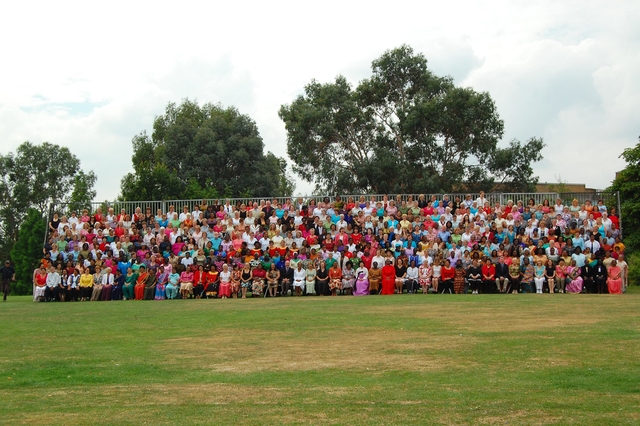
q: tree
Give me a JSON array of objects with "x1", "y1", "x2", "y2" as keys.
[
  {"x1": 120, "y1": 100, "x2": 295, "y2": 201},
  {"x1": 279, "y1": 45, "x2": 544, "y2": 194},
  {"x1": 608, "y1": 137, "x2": 640, "y2": 254},
  {"x1": 0, "y1": 142, "x2": 96, "y2": 256},
  {"x1": 10, "y1": 208, "x2": 46, "y2": 295}
]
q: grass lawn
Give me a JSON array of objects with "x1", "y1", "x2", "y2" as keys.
[{"x1": 1, "y1": 288, "x2": 639, "y2": 425}]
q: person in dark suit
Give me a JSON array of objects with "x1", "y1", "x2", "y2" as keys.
[
  {"x1": 495, "y1": 256, "x2": 510, "y2": 293},
  {"x1": 278, "y1": 260, "x2": 294, "y2": 296}
]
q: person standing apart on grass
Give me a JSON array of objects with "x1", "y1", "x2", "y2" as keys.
[{"x1": 0, "y1": 260, "x2": 16, "y2": 302}]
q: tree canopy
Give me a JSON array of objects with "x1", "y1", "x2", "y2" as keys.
[
  {"x1": 10, "y1": 208, "x2": 46, "y2": 295},
  {"x1": 120, "y1": 100, "x2": 294, "y2": 201},
  {"x1": 0, "y1": 142, "x2": 96, "y2": 259},
  {"x1": 608, "y1": 137, "x2": 640, "y2": 254},
  {"x1": 279, "y1": 45, "x2": 544, "y2": 194}
]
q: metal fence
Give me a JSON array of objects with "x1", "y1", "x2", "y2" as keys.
[{"x1": 47, "y1": 191, "x2": 619, "y2": 217}]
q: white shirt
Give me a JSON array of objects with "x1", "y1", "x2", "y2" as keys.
[
  {"x1": 67, "y1": 274, "x2": 80, "y2": 289},
  {"x1": 371, "y1": 255, "x2": 385, "y2": 268},
  {"x1": 181, "y1": 257, "x2": 194, "y2": 267},
  {"x1": 406, "y1": 267, "x2": 419, "y2": 280},
  {"x1": 293, "y1": 268, "x2": 306, "y2": 286},
  {"x1": 46, "y1": 272, "x2": 60, "y2": 287},
  {"x1": 585, "y1": 240, "x2": 600, "y2": 253},
  {"x1": 192, "y1": 210, "x2": 202, "y2": 221},
  {"x1": 259, "y1": 237, "x2": 270, "y2": 251},
  {"x1": 101, "y1": 273, "x2": 114, "y2": 285}
]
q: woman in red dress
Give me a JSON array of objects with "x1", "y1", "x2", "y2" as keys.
[{"x1": 380, "y1": 260, "x2": 396, "y2": 295}]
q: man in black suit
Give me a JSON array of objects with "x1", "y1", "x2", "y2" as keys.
[
  {"x1": 278, "y1": 260, "x2": 294, "y2": 296},
  {"x1": 495, "y1": 256, "x2": 510, "y2": 293}
]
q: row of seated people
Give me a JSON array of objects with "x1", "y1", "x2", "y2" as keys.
[{"x1": 32, "y1": 245, "x2": 627, "y2": 301}]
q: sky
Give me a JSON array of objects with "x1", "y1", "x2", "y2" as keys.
[{"x1": 1, "y1": 1, "x2": 638, "y2": 200}]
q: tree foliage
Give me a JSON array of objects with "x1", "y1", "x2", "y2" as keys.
[
  {"x1": 10, "y1": 208, "x2": 46, "y2": 295},
  {"x1": 0, "y1": 142, "x2": 96, "y2": 256},
  {"x1": 120, "y1": 100, "x2": 295, "y2": 201},
  {"x1": 279, "y1": 45, "x2": 544, "y2": 194},
  {"x1": 608, "y1": 137, "x2": 640, "y2": 254}
]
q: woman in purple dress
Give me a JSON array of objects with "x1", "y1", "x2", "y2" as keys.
[{"x1": 353, "y1": 265, "x2": 369, "y2": 296}]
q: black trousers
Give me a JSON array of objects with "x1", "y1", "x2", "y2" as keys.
[
  {"x1": 1, "y1": 279, "x2": 10, "y2": 300},
  {"x1": 441, "y1": 279, "x2": 454, "y2": 294}
]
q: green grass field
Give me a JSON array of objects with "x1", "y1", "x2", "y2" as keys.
[{"x1": 1, "y1": 289, "x2": 639, "y2": 425}]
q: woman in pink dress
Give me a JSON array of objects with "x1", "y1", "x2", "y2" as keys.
[
  {"x1": 565, "y1": 260, "x2": 583, "y2": 294},
  {"x1": 218, "y1": 264, "x2": 232, "y2": 299},
  {"x1": 353, "y1": 266, "x2": 369, "y2": 296},
  {"x1": 607, "y1": 260, "x2": 623, "y2": 294}
]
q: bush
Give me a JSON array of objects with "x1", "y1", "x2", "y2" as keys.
[{"x1": 10, "y1": 208, "x2": 46, "y2": 295}]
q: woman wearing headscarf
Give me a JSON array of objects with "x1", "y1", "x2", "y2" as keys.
[{"x1": 380, "y1": 260, "x2": 396, "y2": 295}]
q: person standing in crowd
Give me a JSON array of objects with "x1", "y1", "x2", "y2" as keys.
[
  {"x1": 607, "y1": 259, "x2": 623, "y2": 294},
  {"x1": 0, "y1": 260, "x2": 16, "y2": 302}
]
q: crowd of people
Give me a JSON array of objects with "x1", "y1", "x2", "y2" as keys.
[{"x1": 34, "y1": 192, "x2": 628, "y2": 302}]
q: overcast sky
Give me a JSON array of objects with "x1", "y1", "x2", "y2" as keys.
[{"x1": 1, "y1": 1, "x2": 638, "y2": 200}]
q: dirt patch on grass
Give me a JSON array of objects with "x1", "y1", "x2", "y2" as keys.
[
  {"x1": 160, "y1": 328, "x2": 478, "y2": 373},
  {"x1": 29, "y1": 383, "x2": 284, "y2": 406}
]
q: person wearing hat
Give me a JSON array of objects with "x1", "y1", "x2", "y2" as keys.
[{"x1": 0, "y1": 260, "x2": 15, "y2": 301}]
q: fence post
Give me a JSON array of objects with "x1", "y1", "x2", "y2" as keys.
[{"x1": 617, "y1": 191, "x2": 622, "y2": 239}]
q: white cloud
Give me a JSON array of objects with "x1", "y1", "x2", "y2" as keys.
[{"x1": 1, "y1": 0, "x2": 638, "y2": 200}]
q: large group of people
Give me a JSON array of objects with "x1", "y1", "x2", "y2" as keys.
[{"x1": 34, "y1": 192, "x2": 628, "y2": 302}]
